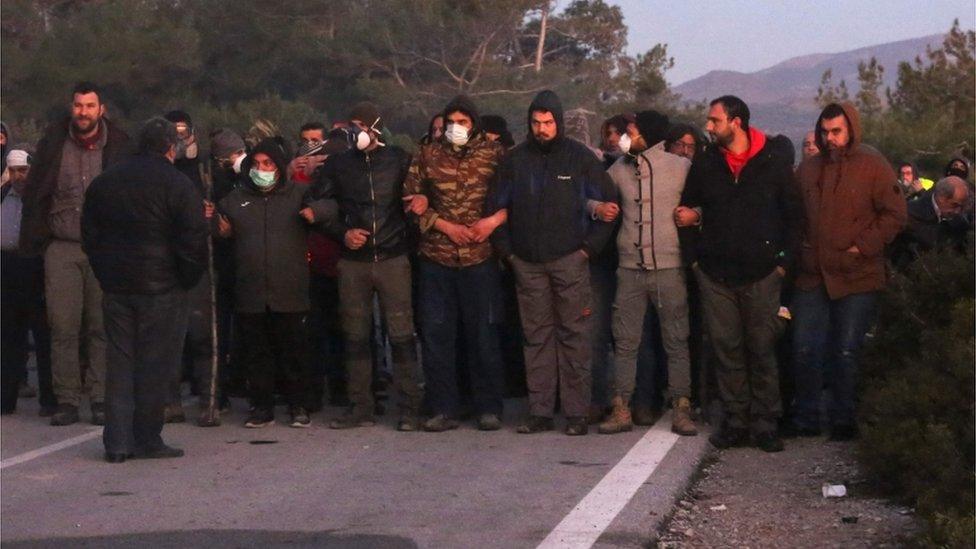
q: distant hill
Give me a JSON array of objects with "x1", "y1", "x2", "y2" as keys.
[{"x1": 673, "y1": 34, "x2": 945, "y2": 148}]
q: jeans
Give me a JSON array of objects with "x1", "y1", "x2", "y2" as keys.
[
  {"x1": 790, "y1": 286, "x2": 877, "y2": 430},
  {"x1": 418, "y1": 259, "x2": 505, "y2": 417},
  {"x1": 589, "y1": 263, "x2": 616, "y2": 408}
]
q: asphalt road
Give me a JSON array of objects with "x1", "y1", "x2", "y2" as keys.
[{"x1": 1, "y1": 392, "x2": 709, "y2": 549}]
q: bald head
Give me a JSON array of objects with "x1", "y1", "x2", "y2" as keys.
[{"x1": 933, "y1": 176, "x2": 970, "y2": 217}]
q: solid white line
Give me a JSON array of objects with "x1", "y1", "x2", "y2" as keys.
[
  {"x1": 537, "y1": 415, "x2": 681, "y2": 549},
  {"x1": 1, "y1": 428, "x2": 102, "y2": 470}
]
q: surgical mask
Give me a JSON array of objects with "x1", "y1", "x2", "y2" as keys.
[
  {"x1": 232, "y1": 153, "x2": 247, "y2": 174},
  {"x1": 445, "y1": 123, "x2": 470, "y2": 146},
  {"x1": 618, "y1": 133, "x2": 632, "y2": 155},
  {"x1": 249, "y1": 168, "x2": 277, "y2": 189}
]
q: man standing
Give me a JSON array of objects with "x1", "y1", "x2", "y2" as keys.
[
  {"x1": 20, "y1": 82, "x2": 132, "y2": 426},
  {"x1": 490, "y1": 90, "x2": 618, "y2": 436},
  {"x1": 82, "y1": 118, "x2": 207, "y2": 462},
  {"x1": 676, "y1": 95, "x2": 804, "y2": 452},
  {"x1": 403, "y1": 95, "x2": 508, "y2": 432},
  {"x1": 1, "y1": 148, "x2": 56, "y2": 415},
  {"x1": 596, "y1": 111, "x2": 697, "y2": 436},
  {"x1": 316, "y1": 102, "x2": 423, "y2": 431},
  {"x1": 791, "y1": 103, "x2": 907, "y2": 441}
]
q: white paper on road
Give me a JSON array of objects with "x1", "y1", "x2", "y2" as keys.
[{"x1": 537, "y1": 417, "x2": 681, "y2": 549}]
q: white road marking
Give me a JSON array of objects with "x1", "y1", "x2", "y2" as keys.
[
  {"x1": 1, "y1": 428, "x2": 101, "y2": 470},
  {"x1": 537, "y1": 415, "x2": 681, "y2": 549}
]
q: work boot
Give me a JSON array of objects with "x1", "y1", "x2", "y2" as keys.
[
  {"x1": 598, "y1": 397, "x2": 633, "y2": 434},
  {"x1": 90, "y1": 402, "x2": 107, "y2": 425},
  {"x1": 50, "y1": 404, "x2": 79, "y2": 426},
  {"x1": 670, "y1": 397, "x2": 698, "y2": 436},
  {"x1": 477, "y1": 413, "x2": 502, "y2": 431},
  {"x1": 516, "y1": 415, "x2": 554, "y2": 434},
  {"x1": 163, "y1": 403, "x2": 186, "y2": 424},
  {"x1": 632, "y1": 404, "x2": 658, "y2": 426},
  {"x1": 564, "y1": 416, "x2": 588, "y2": 436},
  {"x1": 423, "y1": 414, "x2": 459, "y2": 432}
]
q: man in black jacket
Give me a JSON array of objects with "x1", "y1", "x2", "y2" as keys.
[
  {"x1": 316, "y1": 102, "x2": 424, "y2": 431},
  {"x1": 675, "y1": 95, "x2": 803, "y2": 452},
  {"x1": 20, "y1": 82, "x2": 132, "y2": 427},
  {"x1": 891, "y1": 176, "x2": 971, "y2": 268},
  {"x1": 490, "y1": 90, "x2": 618, "y2": 436},
  {"x1": 82, "y1": 117, "x2": 208, "y2": 463}
]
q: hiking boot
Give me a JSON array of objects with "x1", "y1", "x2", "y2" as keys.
[
  {"x1": 516, "y1": 415, "x2": 554, "y2": 434},
  {"x1": 50, "y1": 404, "x2": 79, "y2": 426},
  {"x1": 423, "y1": 414, "x2": 459, "y2": 432},
  {"x1": 397, "y1": 415, "x2": 421, "y2": 432},
  {"x1": 328, "y1": 411, "x2": 376, "y2": 430},
  {"x1": 709, "y1": 426, "x2": 749, "y2": 449},
  {"x1": 754, "y1": 431, "x2": 785, "y2": 453},
  {"x1": 244, "y1": 408, "x2": 274, "y2": 428},
  {"x1": 780, "y1": 423, "x2": 821, "y2": 438},
  {"x1": 477, "y1": 413, "x2": 502, "y2": 431},
  {"x1": 671, "y1": 397, "x2": 698, "y2": 436},
  {"x1": 132, "y1": 444, "x2": 184, "y2": 459},
  {"x1": 828, "y1": 424, "x2": 859, "y2": 442},
  {"x1": 564, "y1": 416, "x2": 588, "y2": 436},
  {"x1": 163, "y1": 403, "x2": 186, "y2": 424},
  {"x1": 598, "y1": 397, "x2": 633, "y2": 434},
  {"x1": 632, "y1": 404, "x2": 658, "y2": 426},
  {"x1": 289, "y1": 406, "x2": 311, "y2": 428}
]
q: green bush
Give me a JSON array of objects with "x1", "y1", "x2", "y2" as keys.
[{"x1": 858, "y1": 242, "x2": 975, "y2": 547}]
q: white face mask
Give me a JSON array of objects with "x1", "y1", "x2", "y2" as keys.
[
  {"x1": 355, "y1": 130, "x2": 372, "y2": 151},
  {"x1": 618, "y1": 133, "x2": 632, "y2": 155},
  {"x1": 445, "y1": 123, "x2": 470, "y2": 146},
  {"x1": 232, "y1": 153, "x2": 247, "y2": 174}
]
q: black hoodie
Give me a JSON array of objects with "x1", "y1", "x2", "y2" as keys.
[
  {"x1": 442, "y1": 95, "x2": 482, "y2": 137},
  {"x1": 489, "y1": 90, "x2": 618, "y2": 262}
]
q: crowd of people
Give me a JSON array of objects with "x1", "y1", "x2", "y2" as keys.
[{"x1": 0, "y1": 81, "x2": 971, "y2": 463}]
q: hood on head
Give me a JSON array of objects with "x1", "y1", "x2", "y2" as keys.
[
  {"x1": 242, "y1": 137, "x2": 290, "y2": 189},
  {"x1": 814, "y1": 101, "x2": 862, "y2": 155},
  {"x1": 442, "y1": 95, "x2": 482, "y2": 137},
  {"x1": 527, "y1": 89, "x2": 564, "y2": 142},
  {"x1": 945, "y1": 154, "x2": 971, "y2": 179}
]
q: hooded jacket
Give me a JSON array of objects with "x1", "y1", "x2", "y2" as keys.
[
  {"x1": 20, "y1": 116, "x2": 132, "y2": 256},
  {"x1": 217, "y1": 139, "x2": 333, "y2": 313},
  {"x1": 404, "y1": 95, "x2": 506, "y2": 267},
  {"x1": 314, "y1": 140, "x2": 413, "y2": 262},
  {"x1": 680, "y1": 127, "x2": 804, "y2": 286},
  {"x1": 795, "y1": 102, "x2": 906, "y2": 299},
  {"x1": 489, "y1": 90, "x2": 618, "y2": 262}
]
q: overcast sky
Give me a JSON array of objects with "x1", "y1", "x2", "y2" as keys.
[{"x1": 600, "y1": 0, "x2": 975, "y2": 85}]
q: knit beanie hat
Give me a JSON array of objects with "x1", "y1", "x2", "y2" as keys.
[
  {"x1": 349, "y1": 102, "x2": 384, "y2": 133},
  {"x1": 211, "y1": 128, "x2": 245, "y2": 158}
]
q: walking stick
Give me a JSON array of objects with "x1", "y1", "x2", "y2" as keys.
[{"x1": 198, "y1": 162, "x2": 221, "y2": 427}]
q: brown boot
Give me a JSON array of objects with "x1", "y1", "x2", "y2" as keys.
[
  {"x1": 671, "y1": 397, "x2": 698, "y2": 436},
  {"x1": 598, "y1": 397, "x2": 633, "y2": 434}
]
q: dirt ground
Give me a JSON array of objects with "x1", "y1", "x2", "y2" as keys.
[{"x1": 656, "y1": 436, "x2": 920, "y2": 548}]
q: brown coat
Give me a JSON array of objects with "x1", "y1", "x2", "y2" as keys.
[{"x1": 795, "y1": 102, "x2": 906, "y2": 299}]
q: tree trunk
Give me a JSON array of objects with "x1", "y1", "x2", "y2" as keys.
[{"x1": 534, "y1": 2, "x2": 549, "y2": 73}]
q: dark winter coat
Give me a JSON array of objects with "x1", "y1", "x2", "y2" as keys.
[{"x1": 81, "y1": 153, "x2": 207, "y2": 295}]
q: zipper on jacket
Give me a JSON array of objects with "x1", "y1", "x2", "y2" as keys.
[{"x1": 366, "y1": 152, "x2": 379, "y2": 263}]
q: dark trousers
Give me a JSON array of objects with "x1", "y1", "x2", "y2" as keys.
[
  {"x1": 510, "y1": 251, "x2": 592, "y2": 419},
  {"x1": 170, "y1": 274, "x2": 215, "y2": 405},
  {"x1": 695, "y1": 266, "x2": 784, "y2": 434},
  {"x1": 418, "y1": 258, "x2": 505, "y2": 417},
  {"x1": 589, "y1": 263, "x2": 615, "y2": 409},
  {"x1": 236, "y1": 311, "x2": 310, "y2": 411},
  {"x1": 103, "y1": 290, "x2": 188, "y2": 454},
  {"x1": 791, "y1": 286, "x2": 877, "y2": 430},
  {"x1": 1, "y1": 252, "x2": 54, "y2": 411},
  {"x1": 338, "y1": 256, "x2": 421, "y2": 417},
  {"x1": 309, "y1": 273, "x2": 343, "y2": 405}
]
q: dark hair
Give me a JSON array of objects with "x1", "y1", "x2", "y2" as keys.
[
  {"x1": 710, "y1": 95, "x2": 750, "y2": 131},
  {"x1": 481, "y1": 114, "x2": 515, "y2": 148},
  {"x1": 421, "y1": 114, "x2": 445, "y2": 145},
  {"x1": 138, "y1": 117, "x2": 179, "y2": 155},
  {"x1": 600, "y1": 115, "x2": 630, "y2": 146},
  {"x1": 818, "y1": 103, "x2": 846, "y2": 125},
  {"x1": 71, "y1": 81, "x2": 102, "y2": 103},
  {"x1": 299, "y1": 121, "x2": 326, "y2": 134},
  {"x1": 665, "y1": 123, "x2": 698, "y2": 148}
]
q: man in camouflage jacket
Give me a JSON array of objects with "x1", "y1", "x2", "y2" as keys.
[{"x1": 403, "y1": 95, "x2": 508, "y2": 432}]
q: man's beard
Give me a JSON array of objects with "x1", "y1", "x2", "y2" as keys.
[{"x1": 72, "y1": 115, "x2": 99, "y2": 135}]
